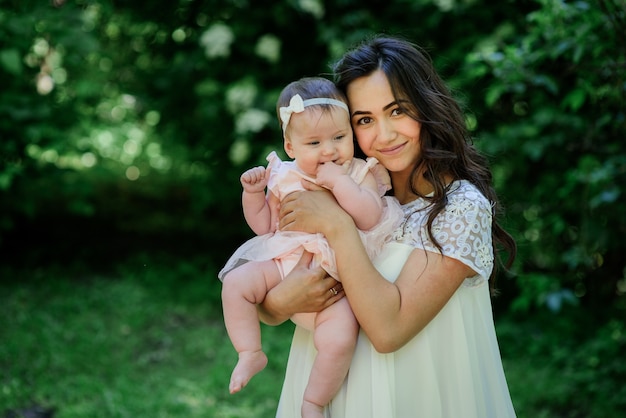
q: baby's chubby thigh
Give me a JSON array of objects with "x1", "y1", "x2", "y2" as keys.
[
  {"x1": 290, "y1": 299, "x2": 358, "y2": 335},
  {"x1": 291, "y1": 312, "x2": 317, "y2": 331},
  {"x1": 313, "y1": 298, "x2": 359, "y2": 356},
  {"x1": 277, "y1": 247, "x2": 315, "y2": 331}
]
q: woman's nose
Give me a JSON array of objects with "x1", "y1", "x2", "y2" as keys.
[{"x1": 378, "y1": 119, "x2": 397, "y2": 143}]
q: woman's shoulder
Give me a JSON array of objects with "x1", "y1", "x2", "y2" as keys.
[
  {"x1": 445, "y1": 180, "x2": 493, "y2": 217},
  {"x1": 449, "y1": 179, "x2": 489, "y2": 202},
  {"x1": 401, "y1": 180, "x2": 491, "y2": 216},
  {"x1": 397, "y1": 180, "x2": 493, "y2": 249},
  {"x1": 397, "y1": 180, "x2": 494, "y2": 282}
]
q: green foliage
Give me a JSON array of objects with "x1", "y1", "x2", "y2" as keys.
[
  {"x1": 0, "y1": 0, "x2": 538, "y2": 261},
  {"x1": 498, "y1": 312, "x2": 626, "y2": 417},
  {"x1": 460, "y1": 0, "x2": 626, "y2": 313},
  {"x1": 563, "y1": 319, "x2": 626, "y2": 416}
]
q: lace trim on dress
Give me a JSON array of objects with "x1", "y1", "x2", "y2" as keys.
[{"x1": 391, "y1": 180, "x2": 493, "y2": 287}]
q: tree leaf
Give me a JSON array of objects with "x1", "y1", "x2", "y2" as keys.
[{"x1": 0, "y1": 49, "x2": 22, "y2": 76}]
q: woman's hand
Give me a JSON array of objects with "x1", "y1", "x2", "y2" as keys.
[
  {"x1": 258, "y1": 251, "x2": 344, "y2": 325},
  {"x1": 279, "y1": 189, "x2": 354, "y2": 239}
]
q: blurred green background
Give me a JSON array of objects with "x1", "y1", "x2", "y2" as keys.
[{"x1": 1, "y1": 0, "x2": 624, "y2": 417}]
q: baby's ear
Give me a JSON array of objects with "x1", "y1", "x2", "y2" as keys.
[{"x1": 284, "y1": 138, "x2": 295, "y2": 159}]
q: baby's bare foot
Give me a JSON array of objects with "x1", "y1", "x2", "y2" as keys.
[
  {"x1": 301, "y1": 399, "x2": 325, "y2": 418},
  {"x1": 229, "y1": 350, "x2": 268, "y2": 394}
]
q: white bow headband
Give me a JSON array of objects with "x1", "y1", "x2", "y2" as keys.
[{"x1": 279, "y1": 94, "x2": 349, "y2": 133}]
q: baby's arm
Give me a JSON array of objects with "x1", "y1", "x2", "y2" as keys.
[
  {"x1": 316, "y1": 162, "x2": 383, "y2": 230},
  {"x1": 241, "y1": 166, "x2": 273, "y2": 235}
]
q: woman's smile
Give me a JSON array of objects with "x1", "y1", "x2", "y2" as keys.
[{"x1": 378, "y1": 142, "x2": 406, "y2": 156}]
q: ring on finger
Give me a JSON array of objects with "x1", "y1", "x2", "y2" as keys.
[{"x1": 329, "y1": 287, "x2": 338, "y2": 296}]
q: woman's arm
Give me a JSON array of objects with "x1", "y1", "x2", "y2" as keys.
[
  {"x1": 279, "y1": 190, "x2": 474, "y2": 353},
  {"x1": 257, "y1": 251, "x2": 344, "y2": 325}
]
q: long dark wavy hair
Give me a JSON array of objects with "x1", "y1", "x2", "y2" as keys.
[{"x1": 333, "y1": 35, "x2": 516, "y2": 291}]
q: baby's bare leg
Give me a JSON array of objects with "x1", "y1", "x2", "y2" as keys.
[
  {"x1": 302, "y1": 298, "x2": 359, "y2": 418},
  {"x1": 221, "y1": 260, "x2": 281, "y2": 394}
]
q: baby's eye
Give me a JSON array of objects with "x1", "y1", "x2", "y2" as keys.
[
  {"x1": 333, "y1": 134, "x2": 346, "y2": 141},
  {"x1": 307, "y1": 141, "x2": 320, "y2": 146}
]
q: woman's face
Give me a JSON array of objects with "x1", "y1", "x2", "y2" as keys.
[{"x1": 346, "y1": 69, "x2": 422, "y2": 181}]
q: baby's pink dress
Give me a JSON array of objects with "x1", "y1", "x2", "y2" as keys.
[{"x1": 218, "y1": 151, "x2": 402, "y2": 281}]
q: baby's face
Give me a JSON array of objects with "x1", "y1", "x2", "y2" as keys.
[{"x1": 284, "y1": 106, "x2": 354, "y2": 177}]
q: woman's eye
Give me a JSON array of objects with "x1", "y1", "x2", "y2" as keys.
[
  {"x1": 356, "y1": 117, "x2": 372, "y2": 125},
  {"x1": 391, "y1": 107, "x2": 403, "y2": 116}
]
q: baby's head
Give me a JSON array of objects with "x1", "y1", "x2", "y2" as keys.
[{"x1": 276, "y1": 77, "x2": 354, "y2": 177}]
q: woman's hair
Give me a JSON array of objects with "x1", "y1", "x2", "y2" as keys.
[
  {"x1": 276, "y1": 77, "x2": 348, "y2": 133},
  {"x1": 333, "y1": 35, "x2": 516, "y2": 289}
]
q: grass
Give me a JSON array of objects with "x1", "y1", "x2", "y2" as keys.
[
  {"x1": 2, "y1": 256, "x2": 623, "y2": 417},
  {"x1": 0, "y1": 258, "x2": 295, "y2": 418}
]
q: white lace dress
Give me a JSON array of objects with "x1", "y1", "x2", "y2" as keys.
[{"x1": 276, "y1": 180, "x2": 516, "y2": 418}]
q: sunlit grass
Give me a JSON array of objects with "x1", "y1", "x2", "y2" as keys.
[{"x1": 0, "y1": 261, "x2": 294, "y2": 418}]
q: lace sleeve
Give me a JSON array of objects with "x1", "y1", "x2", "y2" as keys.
[{"x1": 399, "y1": 184, "x2": 494, "y2": 285}]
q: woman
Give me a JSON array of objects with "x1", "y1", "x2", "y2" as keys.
[{"x1": 260, "y1": 35, "x2": 517, "y2": 418}]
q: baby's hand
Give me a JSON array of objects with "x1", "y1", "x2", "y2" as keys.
[
  {"x1": 316, "y1": 160, "x2": 350, "y2": 190},
  {"x1": 240, "y1": 166, "x2": 269, "y2": 193}
]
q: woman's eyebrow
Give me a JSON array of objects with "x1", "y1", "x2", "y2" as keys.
[
  {"x1": 350, "y1": 110, "x2": 370, "y2": 117},
  {"x1": 351, "y1": 101, "x2": 398, "y2": 118},
  {"x1": 382, "y1": 101, "x2": 398, "y2": 111}
]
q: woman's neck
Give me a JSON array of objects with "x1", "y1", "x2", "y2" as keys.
[
  {"x1": 391, "y1": 171, "x2": 426, "y2": 204},
  {"x1": 391, "y1": 171, "x2": 454, "y2": 205}
]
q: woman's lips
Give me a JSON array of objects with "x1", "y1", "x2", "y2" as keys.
[{"x1": 379, "y1": 142, "x2": 405, "y2": 156}]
